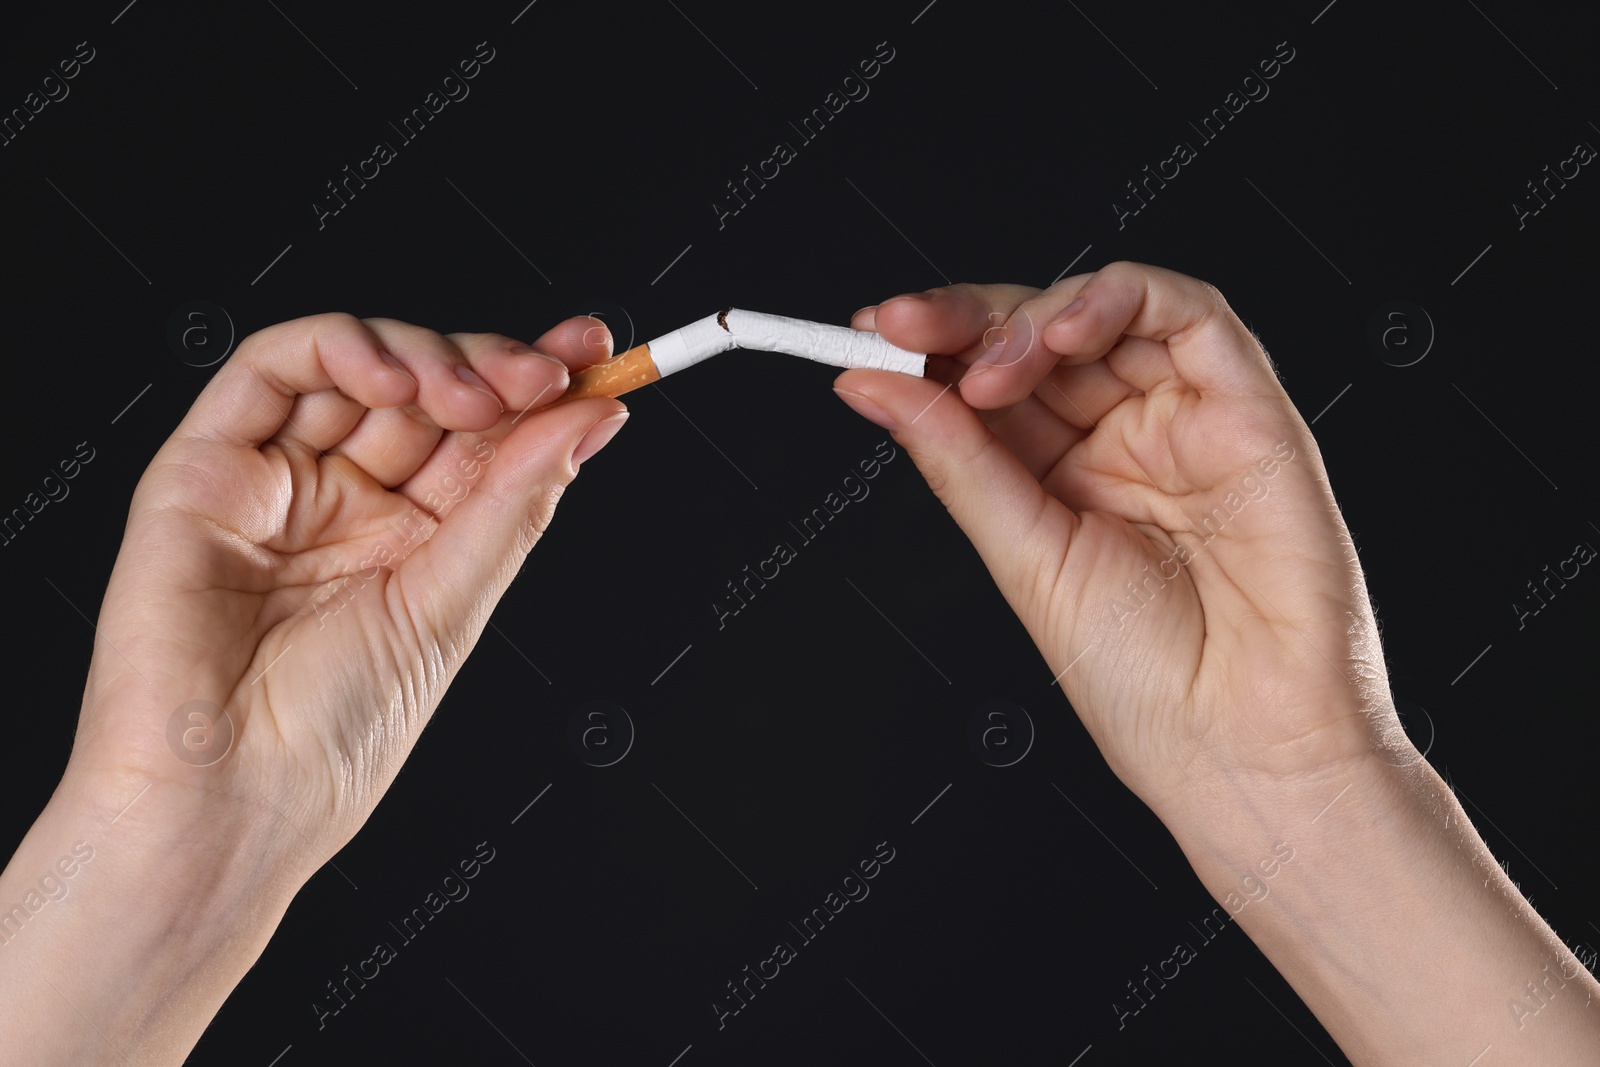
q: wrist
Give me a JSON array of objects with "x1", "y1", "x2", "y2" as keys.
[
  {"x1": 0, "y1": 768, "x2": 299, "y2": 1063},
  {"x1": 1155, "y1": 743, "x2": 1405, "y2": 873},
  {"x1": 63, "y1": 684, "x2": 331, "y2": 909},
  {"x1": 55, "y1": 756, "x2": 305, "y2": 922},
  {"x1": 1151, "y1": 745, "x2": 1600, "y2": 1063}
]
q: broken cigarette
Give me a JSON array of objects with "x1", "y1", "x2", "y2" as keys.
[{"x1": 557, "y1": 308, "x2": 926, "y2": 403}]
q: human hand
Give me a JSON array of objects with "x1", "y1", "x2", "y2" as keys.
[
  {"x1": 835, "y1": 263, "x2": 1600, "y2": 1063},
  {"x1": 68, "y1": 312, "x2": 627, "y2": 882},
  {"x1": 833, "y1": 262, "x2": 1400, "y2": 820}
]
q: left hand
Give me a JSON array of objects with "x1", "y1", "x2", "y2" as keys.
[{"x1": 67, "y1": 312, "x2": 626, "y2": 882}]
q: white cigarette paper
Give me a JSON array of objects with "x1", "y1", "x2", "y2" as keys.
[{"x1": 646, "y1": 309, "x2": 926, "y2": 379}]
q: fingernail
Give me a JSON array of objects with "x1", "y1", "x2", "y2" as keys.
[
  {"x1": 881, "y1": 292, "x2": 933, "y2": 308},
  {"x1": 852, "y1": 305, "x2": 879, "y2": 331},
  {"x1": 1048, "y1": 297, "x2": 1087, "y2": 328},
  {"x1": 532, "y1": 352, "x2": 570, "y2": 392},
  {"x1": 581, "y1": 320, "x2": 614, "y2": 359},
  {"x1": 380, "y1": 350, "x2": 416, "y2": 383},
  {"x1": 455, "y1": 363, "x2": 503, "y2": 410},
  {"x1": 572, "y1": 411, "x2": 629, "y2": 467},
  {"x1": 833, "y1": 387, "x2": 899, "y2": 432},
  {"x1": 508, "y1": 345, "x2": 569, "y2": 376},
  {"x1": 964, "y1": 326, "x2": 1010, "y2": 380}
]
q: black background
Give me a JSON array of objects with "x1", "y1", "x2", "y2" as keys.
[{"x1": 2, "y1": 1, "x2": 1597, "y2": 1063}]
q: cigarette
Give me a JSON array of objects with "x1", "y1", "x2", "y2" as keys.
[{"x1": 556, "y1": 308, "x2": 926, "y2": 403}]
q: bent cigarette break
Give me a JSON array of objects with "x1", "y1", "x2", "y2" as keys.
[{"x1": 557, "y1": 309, "x2": 926, "y2": 403}]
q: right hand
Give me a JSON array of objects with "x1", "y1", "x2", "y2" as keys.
[{"x1": 833, "y1": 262, "x2": 1403, "y2": 820}]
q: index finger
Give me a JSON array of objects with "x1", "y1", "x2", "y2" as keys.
[
  {"x1": 174, "y1": 312, "x2": 417, "y2": 449},
  {"x1": 1038, "y1": 261, "x2": 1278, "y2": 397},
  {"x1": 864, "y1": 282, "x2": 1041, "y2": 358},
  {"x1": 520, "y1": 314, "x2": 614, "y2": 371},
  {"x1": 953, "y1": 261, "x2": 1282, "y2": 408}
]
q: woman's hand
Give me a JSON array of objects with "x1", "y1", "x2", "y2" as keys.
[
  {"x1": 835, "y1": 262, "x2": 1600, "y2": 1064},
  {"x1": 1, "y1": 311, "x2": 629, "y2": 1064},
  {"x1": 75, "y1": 311, "x2": 627, "y2": 884},
  {"x1": 835, "y1": 261, "x2": 1393, "y2": 817}
]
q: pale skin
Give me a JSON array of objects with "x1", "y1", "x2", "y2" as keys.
[
  {"x1": 0, "y1": 263, "x2": 1593, "y2": 1063},
  {"x1": 0, "y1": 312, "x2": 628, "y2": 1062},
  {"x1": 834, "y1": 262, "x2": 1600, "y2": 1063}
]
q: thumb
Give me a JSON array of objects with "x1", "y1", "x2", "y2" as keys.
[
  {"x1": 394, "y1": 396, "x2": 627, "y2": 652},
  {"x1": 833, "y1": 369, "x2": 1078, "y2": 623}
]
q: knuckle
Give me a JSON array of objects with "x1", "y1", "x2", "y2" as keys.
[
  {"x1": 447, "y1": 329, "x2": 502, "y2": 347},
  {"x1": 1092, "y1": 261, "x2": 1147, "y2": 305},
  {"x1": 309, "y1": 312, "x2": 368, "y2": 354},
  {"x1": 234, "y1": 311, "x2": 366, "y2": 367},
  {"x1": 311, "y1": 310, "x2": 367, "y2": 337},
  {"x1": 515, "y1": 479, "x2": 568, "y2": 555},
  {"x1": 1098, "y1": 259, "x2": 1143, "y2": 281},
  {"x1": 918, "y1": 454, "x2": 952, "y2": 499},
  {"x1": 958, "y1": 423, "x2": 1003, "y2": 472},
  {"x1": 1007, "y1": 303, "x2": 1046, "y2": 356},
  {"x1": 368, "y1": 317, "x2": 454, "y2": 357},
  {"x1": 1195, "y1": 278, "x2": 1229, "y2": 312},
  {"x1": 914, "y1": 424, "x2": 994, "y2": 507},
  {"x1": 449, "y1": 332, "x2": 500, "y2": 357},
  {"x1": 903, "y1": 436, "x2": 957, "y2": 501},
  {"x1": 1195, "y1": 280, "x2": 1260, "y2": 355}
]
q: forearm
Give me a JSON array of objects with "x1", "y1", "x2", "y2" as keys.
[
  {"x1": 0, "y1": 771, "x2": 296, "y2": 1065},
  {"x1": 1162, "y1": 750, "x2": 1599, "y2": 1064}
]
